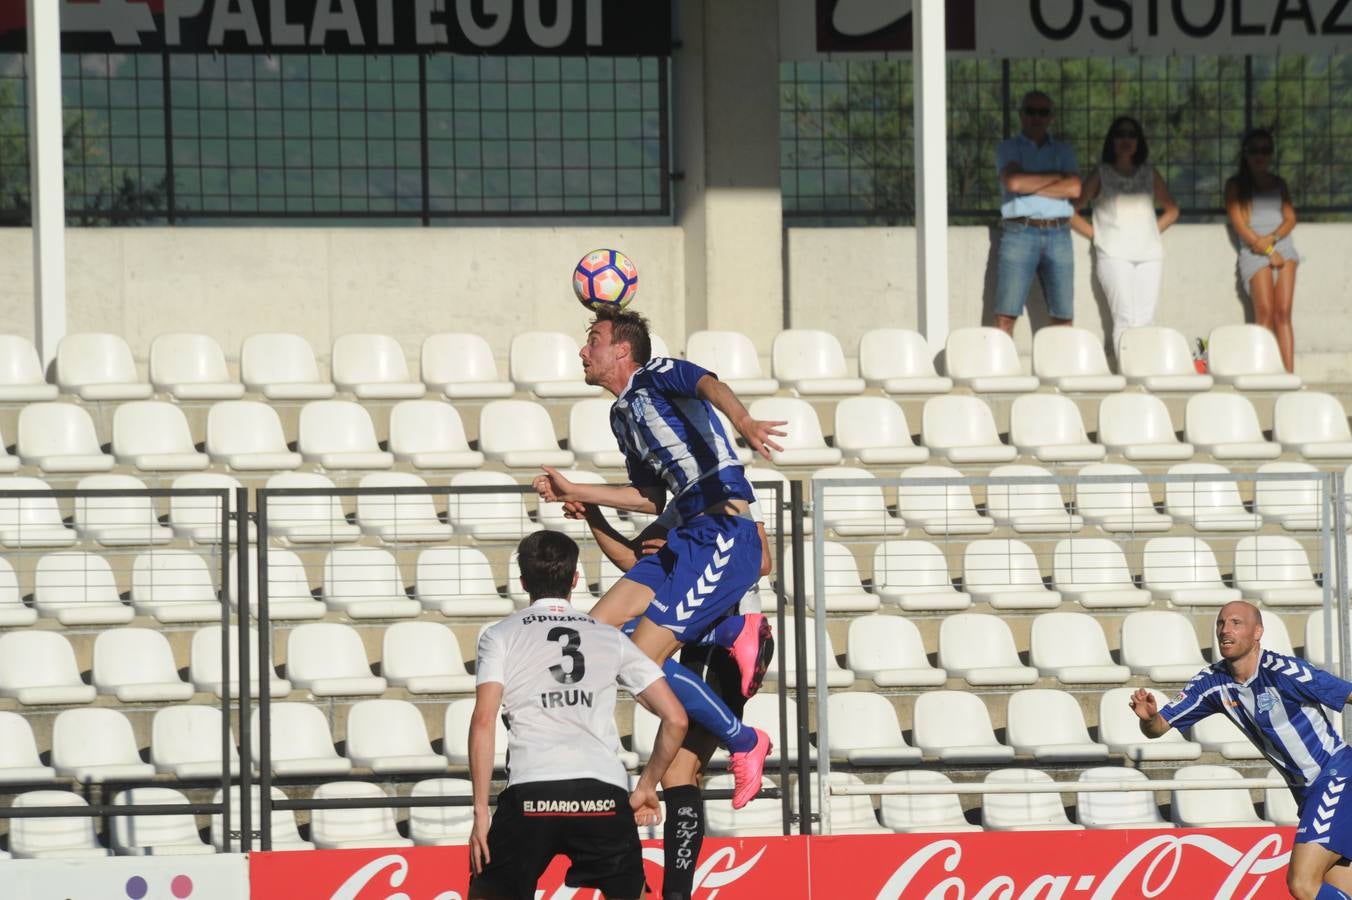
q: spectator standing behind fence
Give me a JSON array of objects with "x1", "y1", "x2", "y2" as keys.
[
  {"x1": 1070, "y1": 116, "x2": 1179, "y2": 351},
  {"x1": 1226, "y1": 127, "x2": 1300, "y2": 373},
  {"x1": 993, "y1": 91, "x2": 1082, "y2": 336}
]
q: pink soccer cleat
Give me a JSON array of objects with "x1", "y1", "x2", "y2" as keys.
[
  {"x1": 728, "y1": 728, "x2": 772, "y2": 810},
  {"x1": 730, "y1": 613, "x2": 773, "y2": 699}
]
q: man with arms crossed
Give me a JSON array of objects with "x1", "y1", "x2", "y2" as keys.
[
  {"x1": 1131, "y1": 600, "x2": 1352, "y2": 900},
  {"x1": 468, "y1": 531, "x2": 688, "y2": 900}
]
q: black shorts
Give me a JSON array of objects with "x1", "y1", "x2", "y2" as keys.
[{"x1": 469, "y1": 778, "x2": 645, "y2": 900}]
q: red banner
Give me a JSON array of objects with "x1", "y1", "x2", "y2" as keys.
[{"x1": 248, "y1": 829, "x2": 1295, "y2": 899}]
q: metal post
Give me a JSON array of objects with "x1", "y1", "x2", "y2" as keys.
[
  {"x1": 811, "y1": 479, "x2": 831, "y2": 835},
  {"x1": 789, "y1": 480, "x2": 812, "y2": 835},
  {"x1": 25, "y1": 0, "x2": 67, "y2": 365},
  {"x1": 235, "y1": 487, "x2": 253, "y2": 852},
  {"x1": 771, "y1": 482, "x2": 791, "y2": 835},
  {"x1": 257, "y1": 491, "x2": 272, "y2": 851},
  {"x1": 1334, "y1": 471, "x2": 1351, "y2": 737},
  {"x1": 913, "y1": 0, "x2": 950, "y2": 347},
  {"x1": 218, "y1": 488, "x2": 231, "y2": 852}
]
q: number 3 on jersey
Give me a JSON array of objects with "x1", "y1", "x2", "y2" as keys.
[{"x1": 548, "y1": 627, "x2": 587, "y2": 685}]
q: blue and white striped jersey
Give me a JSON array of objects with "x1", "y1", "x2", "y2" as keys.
[
  {"x1": 1161, "y1": 649, "x2": 1352, "y2": 798},
  {"x1": 609, "y1": 357, "x2": 755, "y2": 525}
]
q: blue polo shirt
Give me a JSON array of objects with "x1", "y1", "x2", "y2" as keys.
[{"x1": 996, "y1": 132, "x2": 1079, "y2": 220}]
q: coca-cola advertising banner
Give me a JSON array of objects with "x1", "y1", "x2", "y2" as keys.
[{"x1": 249, "y1": 828, "x2": 1295, "y2": 899}]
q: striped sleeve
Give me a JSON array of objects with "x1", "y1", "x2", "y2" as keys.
[
  {"x1": 1159, "y1": 672, "x2": 1222, "y2": 730},
  {"x1": 648, "y1": 358, "x2": 712, "y2": 397}
]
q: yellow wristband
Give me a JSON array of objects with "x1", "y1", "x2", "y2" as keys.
[{"x1": 1264, "y1": 244, "x2": 1275, "y2": 256}]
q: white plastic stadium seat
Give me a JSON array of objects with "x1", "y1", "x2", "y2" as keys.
[
  {"x1": 73, "y1": 473, "x2": 174, "y2": 546},
  {"x1": 252, "y1": 704, "x2": 352, "y2": 778},
  {"x1": 1051, "y1": 538, "x2": 1152, "y2": 608},
  {"x1": 0, "y1": 429, "x2": 18, "y2": 473},
  {"x1": 345, "y1": 699, "x2": 447, "y2": 774},
  {"x1": 34, "y1": 551, "x2": 134, "y2": 625},
  {"x1": 479, "y1": 399, "x2": 575, "y2": 468},
  {"x1": 832, "y1": 397, "x2": 929, "y2": 465},
  {"x1": 0, "y1": 712, "x2": 58, "y2": 783},
  {"x1": 0, "y1": 476, "x2": 77, "y2": 549},
  {"x1": 825, "y1": 691, "x2": 922, "y2": 765},
  {"x1": 414, "y1": 545, "x2": 514, "y2": 617},
  {"x1": 982, "y1": 769, "x2": 1084, "y2": 831},
  {"x1": 382, "y1": 621, "x2": 476, "y2": 694},
  {"x1": 811, "y1": 466, "x2": 906, "y2": 536},
  {"x1": 310, "y1": 782, "x2": 413, "y2": 849},
  {"x1": 1255, "y1": 462, "x2": 1325, "y2": 532},
  {"x1": 409, "y1": 778, "x2": 476, "y2": 845},
  {"x1": 568, "y1": 399, "x2": 627, "y2": 468},
  {"x1": 1096, "y1": 393, "x2": 1194, "y2": 461},
  {"x1": 510, "y1": 331, "x2": 600, "y2": 398},
  {"x1": 846, "y1": 615, "x2": 947, "y2": 687},
  {"x1": 790, "y1": 540, "x2": 879, "y2": 613},
  {"x1": 1074, "y1": 463, "x2": 1173, "y2": 533},
  {"x1": 921, "y1": 395, "x2": 1017, "y2": 464},
  {"x1": 448, "y1": 470, "x2": 541, "y2": 541},
  {"x1": 9, "y1": 791, "x2": 110, "y2": 858},
  {"x1": 152, "y1": 706, "x2": 240, "y2": 779},
  {"x1": 1273, "y1": 392, "x2": 1352, "y2": 460},
  {"x1": 762, "y1": 618, "x2": 855, "y2": 689},
  {"x1": 1306, "y1": 610, "x2": 1346, "y2": 670},
  {"x1": 1142, "y1": 536, "x2": 1241, "y2": 607},
  {"x1": 0, "y1": 558, "x2": 33, "y2": 626},
  {"x1": 684, "y1": 330, "x2": 778, "y2": 396},
  {"x1": 747, "y1": 466, "x2": 811, "y2": 537},
  {"x1": 880, "y1": 771, "x2": 981, "y2": 833},
  {"x1": 421, "y1": 333, "x2": 514, "y2": 399},
  {"x1": 331, "y1": 333, "x2": 425, "y2": 399},
  {"x1": 56, "y1": 332, "x2": 152, "y2": 400},
  {"x1": 857, "y1": 328, "x2": 952, "y2": 394},
  {"x1": 131, "y1": 549, "x2": 221, "y2": 622},
  {"x1": 92, "y1": 628, "x2": 194, "y2": 702},
  {"x1": 1207, "y1": 324, "x2": 1302, "y2": 391},
  {"x1": 17, "y1": 403, "x2": 115, "y2": 472},
  {"x1": 149, "y1": 333, "x2": 245, "y2": 400},
  {"x1": 944, "y1": 327, "x2": 1039, "y2": 393},
  {"x1": 51, "y1": 708, "x2": 157, "y2": 782},
  {"x1": 287, "y1": 622, "x2": 388, "y2": 696},
  {"x1": 240, "y1": 332, "x2": 336, "y2": 400},
  {"x1": 1190, "y1": 714, "x2": 1265, "y2": 760},
  {"x1": 0, "y1": 631, "x2": 98, "y2": 705},
  {"x1": 1076, "y1": 767, "x2": 1174, "y2": 829},
  {"x1": 191, "y1": 625, "x2": 293, "y2": 700},
  {"x1": 1007, "y1": 690, "x2": 1110, "y2": 761},
  {"x1": 229, "y1": 547, "x2": 326, "y2": 621},
  {"x1": 356, "y1": 472, "x2": 453, "y2": 542},
  {"x1": 211, "y1": 786, "x2": 314, "y2": 852},
  {"x1": 986, "y1": 465, "x2": 1084, "y2": 534},
  {"x1": 962, "y1": 539, "x2": 1062, "y2": 609},
  {"x1": 912, "y1": 690, "x2": 1015, "y2": 763},
  {"x1": 0, "y1": 334, "x2": 58, "y2": 400},
  {"x1": 704, "y1": 774, "x2": 784, "y2": 836},
  {"x1": 1185, "y1": 393, "x2": 1282, "y2": 461},
  {"x1": 1030, "y1": 612, "x2": 1130, "y2": 684},
  {"x1": 870, "y1": 540, "x2": 971, "y2": 611},
  {"x1": 937, "y1": 613, "x2": 1038, "y2": 686},
  {"x1": 387, "y1": 400, "x2": 484, "y2": 470},
  {"x1": 1233, "y1": 536, "x2": 1323, "y2": 606},
  {"x1": 1116, "y1": 326, "x2": 1213, "y2": 392},
  {"x1": 1032, "y1": 326, "x2": 1126, "y2": 393},
  {"x1": 746, "y1": 398, "x2": 842, "y2": 466},
  {"x1": 1099, "y1": 688, "x2": 1203, "y2": 761},
  {"x1": 1164, "y1": 463, "x2": 1263, "y2": 531},
  {"x1": 771, "y1": 329, "x2": 865, "y2": 395},
  {"x1": 1120, "y1": 611, "x2": 1208, "y2": 682},
  {"x1": 298, "y1": 400, "x2": 393, "y2": 469},
  {"x1": 795, "y1": 773, "x2": 889, "y2": 834},
  {"x1": 112, "y1": 401, "x2": 209, "y2": 471},
  {"x1": 171, "y1": 472, "x2": 254, "y2": 543},
  {"x1": 897, "y1": 465, "x2": 996, "y2": 535},
  {"x1": 1009, "y1": 393, "x2": 1106, "y2": 462},
  {"x1": 207, "y1": 400, "x2": 303, "y2": 471},
  {"x1": 264, "y1": 472, "x2": 362, "y2": 543},
  {"x1": 112, "y1": 787, "x2": 216, "y2": 856},
  {"x1": 1172, "y1": 765, "x2": 1272, "y2": 827},
  {"x1": 1265, "y1": 766, "x2": 1301, "y2": 827},
  {"x1": 445, "y1": 698, "x2": 509, "y2": 767},
  {"x1": 323, "y1": 546, "x2": 421, "y2": 619}
]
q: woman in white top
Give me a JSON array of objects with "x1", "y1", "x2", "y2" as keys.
[{"x1": 1071, "y1": 116, "x2": 1180, "y2": 349}]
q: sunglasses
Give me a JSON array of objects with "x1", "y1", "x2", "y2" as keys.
[
  {"x1": 1022, "y1": 106, "x2": 1052, "y2": 117},
  {"x1": 1246, "y1": 146, "x2": 1274, "y2": 156},
  {"x1": 1112, "y1": 129, "x2": 1140, "y2": 139}
]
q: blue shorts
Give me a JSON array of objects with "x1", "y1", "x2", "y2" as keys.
[
  {"x1": 623, "y1": 514, "x2": 760, "y2": 641},
  {"x1": 1296, "y1": 769, "x2": 1352, "y2": 859},
  {"x1": 994, "y1": 218, "x2": 1075, "y2": 321}
]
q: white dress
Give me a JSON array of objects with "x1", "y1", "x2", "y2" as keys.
[{"x1": 1091, "y1": 163, "x2": 1165, "y2": 347}]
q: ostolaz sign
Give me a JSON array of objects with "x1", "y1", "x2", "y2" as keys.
[{"x1": 0, "y1": 0, "x2": 674, "y2": 55}]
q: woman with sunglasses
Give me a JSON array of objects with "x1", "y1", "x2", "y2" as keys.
[
  {"x1": 1226, "y1": 128, "x2": 1299, "y2": 373},
  {"x1": 1071, "y1": 115, "x2": 1179, "y2": 349}
]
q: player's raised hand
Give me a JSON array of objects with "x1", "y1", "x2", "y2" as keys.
[
  {"x1": 561, "y1": 499, "x2": 591, "y2": 520},
  {"x1": 533, "y1": 465, "x2": 575, "y2": 503},
  {"x1": 629, "y1": 783, "x2": 663, "y2": 827},
  {"x1": 737, "y1": 415, "x2": 788, "y2": 461},
  {"x1": 469, "y1": 809, "x2": 492, "y2": 875},
  {"x1": 1128, "y1": 688, "x2": 1158, "y2": 721}
]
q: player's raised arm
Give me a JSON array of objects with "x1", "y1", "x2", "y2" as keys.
[
  {"x1": 1129, "y1": 688, "x2": 1172, "y2": 739},
  {"x1": 631, "y1": 675, "x2": 690, "y2": 826},
  {"x1": 694, "y1": 374, "x2": 786, "y2": 461},
  {"x1": 534, "y1": 465, "x2": 664, "y2": 515},
  {"x1": 468, "y1": 680, "x2": 504, "y2": 875}
]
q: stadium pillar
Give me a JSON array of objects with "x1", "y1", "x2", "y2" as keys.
[
  {"x1": 913, "y1": 0, "x2": 950, "y2": 348},
  {"x1": 26, "y1": 0, "x2": 67, "y2": 366},
  {"x1": 674, "y1": 0, "x2": 784, "y2": 349}
]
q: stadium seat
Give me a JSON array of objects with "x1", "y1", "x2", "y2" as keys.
[
  {"x1": 507, "y1": 553, "x2": 593, "y2": 611},
  {"x1": 1120, "y1": 610, "x2": 1210, "y2": 683},
  {"x1": 832, "y1": 396, "x2": 929, "y2": 465},
  {"x1": 0, "y1": 712, "x2": 58, "y2": 783},
  {"x1": 286, "y1": 623, "x2": 389, "y2": 696},
  {"x1": 421, "y1": 333, "x2": 514, "y2": 399},
  {"x1": 825, "y1": 691, "x2": 922, "y2": 765},
  {"x1": 1096, "y1": 392, "x2": 1195, "y2": 461},
  {"x1": 845, "y1": 614, "x2": 947, "y2": 687},
  {"x1": 55, "y1": 332, "x2": 152, "y2": 400},
  {"x1": 1255, "y1": 462, "x2": 1324, "y2": 532},
  {"x1": 298, "y1": 400, "x2": 394, "y2": 469},
  {"x1": 0, "y1": 334, "x2": 57, "y2": 400},
  {"x1": 414, "y1": 545, "x2": 513, "y2": 617},
  {"x1": 568, "y1": 397, "x2": 627, "y2": 468},
  {"x1": 264, "y1": 472, "x2": 362, "y2": 543},
  {"x1": 1264, "y1": 767, "x2": 1300, "y2": 827},
  {"x1": 880, "y1": 770, "x2": 981, "y2": 833},
  {"x1": 1207, "y1": 324, "x2": 1302, "y2": 392},
  {"x1": 112, "y1": 401, "x2": 209, "y2": 470},
  {"x1": 1074, "y1": 463, "x2": 1173, "y2": 533},
  {"x1": 1006, "y1": 690, "x2": 1111, "y2": 761},
  {"x1": 811, "y1": 466, "x2": 906, "y2": 536},
  {"x1": 870, "y1": 540, "x2": 971, "y2": 611},
  {"x1": 382, "y1": 621, "x2": 476, "y2": 694},
  {"x1": 130, "y1": 549, "x2": 221, "y2": 622},
  {"x1": 897, "y1": 465, "x2": 996, "y2": 535},
  {"x1": 1273, "y1": 391, "x2": 1352, "y2": 460},
  {"x1": 0, "y1": 631, "x2": 96, "y2": 705},
  {"x1": 746, "y1": 397, "x2": 842, "y2": 466},
  {"x1": 190, "y1": 625, "x2": 293, "y2": 700},
  {"x1": 790, "y1": 540, "x2": 879, "y2": 612},
  {"x1": 1032, "y1": 326, "x2": 1126, "y2": 393},
  {"x1": 1029, "y1": 612, "x2": 1130, "y2": 684},
  {"x1": 34, "y1": 551, "x2": 134, "y2": 625},
  {"x1": 409, "y1": 778, "x2": 476, "y2": 845},
  {"x1": 1210, "y1": 608, "x2": 1294, "y2": 658},
  {"x1": 171, "y1": 472, "x2": 253, "y2": 543},
  {"x1": 240, "y1": 332, "x2": 336, "y2": 400},
  {"x1": 445, "y1": 698, "x2": 508, "y2": 767},
  {"x1": 982, "y1": 769, "x2": 1084, "y2": 831},
  {"x1": 9, "y1": 791, "x2": 110, "y2": 858},
  {"x1": 1009, "y1": 393, "x2": 1106, "y2": 462},
  {"x1": 73, "y1": 473, "x2": 174, "y2": 546},
  {"x1": 1163, "y1": 462, "x2": 1263, "y2": 531},
  {"x1": 0, "y1": 430, "x2": 18, "y2": 472},
  {"x1": 509, "y1": 331, "x2": 599, "y2": 398},
  {"x1": 796, "y1": 773, "x2": 889, "y2": 834},
  {"x1": 986, "y1": 465, "x2": 1084, "y2": 533},
  {"x1": 17, "y1": 403, "x2": 115, "y2": 472},
  {"x1": 962, "y1": 538, "x2": 1062, "y2": 609},
  {"x1": 1076, "y1": 768, "x2": 1173, "y2": 829},
  {"x1": 148, "y1": 333, "x2": 245, "y2": 400},
  {"x1": 1306, "y1": 610, "x2": 1344, "y2": 669},
  {"x1": 310, "y1": 781, "x2": 413, "y2": 849},
  {"x1": 92, "y1": 628, "x2": 194, "y2": 702},
  {"x1": 151, "y1": 706, "x2": 239, "y2": 779},
  {"x1": 111, "y1": 787, "x2": 216, "y2": 856},
  {"x1": 685, "y1": 330, "x2": 778, "y2": 396},
  {"x1": 206, "y1": 400, "x2": 304, "y2": 471},
  {"x1": 937, "y1": 614, "x2": 1038, "y2": 685},
  {"x1": 387, "y1": 400, "x2": 484, "y2": 470},
  {"x1": 331, "y1": 333, "x2": 425, "y2": 399},
  {"x1": 51, "y1": 708, "x2": 157, "y2": 782},
  {"x1": 771, "y1": 329, "x2": 865, "y2": 395},
  {"x1": 921, "y1": 395, "x2": 1017, "y2": 464},
  {"x1": 211, "y1": 786, "x2": 314, "y2": 852},
  {"x1": 760, "y1": 617, "x2": 856, "y2": 688},
  {"x1": 345, "y1": 699, "x2": 446, "y2": 774},
  {"x1": 912, "y1": 690, "x2": 1015, "y2": 762},
  {"x1": 1189, "y1": 714, "x2": 1264, "y2": 760},
  {"x1": 1184, "y1": 393, "x2": 1282, "y2": 460},
  {"x1": 857, "y1": 328, "x2": 952, "y2": 395},
  {"x1": 944, "y1": 327, "x2": 1040, "y2": 393},
  {"x1": 746, "y1": 466, "x2": 810, "y2": 536},
  {"x1": 0, "y1": 476, "x2": 77, "y2": 548},
  {"x1": 1051, "y1": 538, "x2": 1152, "y2": 608},
  {"x1": 704, "y1": 774, "x2": 784, "y2": 836},
  {"x1": 1116, "y1": 326, "x2": 1214, "y2": 392},
  {"x1": 1232, "y1": 535, "x2": 1322, "y2": 606},
  {"x1": 0, "y1": 558, "x2": 33, "y2": 626},
  {"x1": 1099, "y1": 687, "x2": 1203, "y2": 761},
  {"x1": 229, "y1": 547, "x2": 326, "y2": 621},
  {"x1": 355, "y1": 472, "x2": 453, "y2": 542},
  {"x1": 1142, "y1": 536, "x2": 1241, "y2": 607},
  {"x1": 253, "y1": 704, "x2": 352, "y2": 777},
  {"x1": 479, "y1": 399, "x2": 575, "y2": 468},
  {"x1": 1171, "y1": 765, "x2": 1271, "y2": 827},
  {"x1": 447, "y1": 470, "x2": 541, "y2": 541}
]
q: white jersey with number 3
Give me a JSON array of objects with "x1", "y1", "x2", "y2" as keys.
[{"x1": 476, "y1": 598, "x2": 664, "y2": 790}]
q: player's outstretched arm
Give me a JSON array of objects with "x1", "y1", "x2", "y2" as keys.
[
  {"x1": 1129, "y1": 688, "x2": 1172, "y2": 739},
  {"x1": 468, "y1": 682, "x2": 503, "y2": 875},
  {"x1": 631, "y1": 677, "x2": 689, "y2": 826},
  {"x1": 534, "y1": 465, "x2": 664, "y2": 514},
  {"x1": 695, "y1": 374, "x2": 786, "y2": 461}
]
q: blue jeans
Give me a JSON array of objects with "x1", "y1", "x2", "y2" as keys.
[{"x1": 994, "y1": 219, "x2": 1075, "y2": 320}]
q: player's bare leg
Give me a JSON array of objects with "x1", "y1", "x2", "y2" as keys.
[
  {"x1": 590, "y1": 578, "x2": 659, "y2": 628},
  {"x1": 1289, "y1": 842, "x2": 1352, "y2": 899}
]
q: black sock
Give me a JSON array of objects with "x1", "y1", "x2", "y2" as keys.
[{"x1": 662, "y1": 785, "x2": 705, "y2": 900}]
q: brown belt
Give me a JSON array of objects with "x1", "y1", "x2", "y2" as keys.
[{"x1": 1006, "y1": 216, "x2": 1069, "y2": 229}]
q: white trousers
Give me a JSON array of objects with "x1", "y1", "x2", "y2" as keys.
[{"x1": 1095, "y1": 252, "x2": 1163, "y2": 349}]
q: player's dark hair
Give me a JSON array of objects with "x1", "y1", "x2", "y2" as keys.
[
  {"x1": 516, "y1": 531, "x2": 581, "y2": 601},
  {"x1": 592, "y1": 306, "x2": 652, "y2": 364},
  {"x1": 1100, "y1": 115, "x2": 1148, "y2": 167}
]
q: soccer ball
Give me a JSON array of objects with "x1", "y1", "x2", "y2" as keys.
[{"x1": 573, "y1": 249, "x2": 638, "y2": 311}]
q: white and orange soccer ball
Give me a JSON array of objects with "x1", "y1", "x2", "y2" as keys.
[{"x1": 572, "y1": 249, "x2": 638, "y2": 311}]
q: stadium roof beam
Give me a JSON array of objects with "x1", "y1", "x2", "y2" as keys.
[{"x1": 27, "y1": 0, "x2": 66, "y2": 367}]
